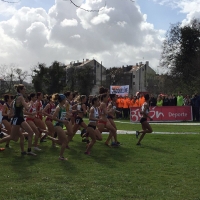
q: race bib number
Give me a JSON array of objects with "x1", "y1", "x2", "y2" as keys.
[
  {"x1": 51, "y1": 108, "x2": 56, "y2": 115},
  {"x1": 60, "y1": 112, "x2": 66, "y2": 120}
]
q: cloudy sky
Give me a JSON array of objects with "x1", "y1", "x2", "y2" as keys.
[{"x1": 0, "y1": 0, "x2": 199, "y2": 81}]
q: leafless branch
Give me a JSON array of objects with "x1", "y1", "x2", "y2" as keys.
[
  {"x1": 1, "y1": 0, "x2": 20, "y2": 3},
  {"x1": 63, "y1": 0, "x2": 106, "y2": 12}
]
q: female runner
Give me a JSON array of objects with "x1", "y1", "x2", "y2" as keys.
[
  {"x1": 136, "y1": 94, "x2": 153, "y2": 145},
  {"x1": 25, "y1": 93, "x2": 41, "y2": 151},
  {"x1": 1, "y1": 94, "x2": 12, "y2": 148},
  {"x1": 97, "y1": 93, "x2": 119, "y2": 147},
  {"x1": 85, "y1": 97, "x2": 102, "y2": 155},
  {"x1": 107, "y1": 94, "x2": 121, "y2": 146},
  {"x1": 34, "y1": 92, "x2": 48, "y2": 142},
  {"x1": 0, "y1": 84, "x2": 36, "y2": 155},
  {"x1": 43, "y1": 94, "x2": 56, "y2": 147},
  {"x1": 72, "y1": 95, "x2": 88, "y2": 139},
  {"x1": 47, "y1": 94, "x2": 69, "y2": 160}
]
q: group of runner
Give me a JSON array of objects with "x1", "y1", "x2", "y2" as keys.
[{"x1": 0, "y1": 84, "x2": 153, "y2": 160}]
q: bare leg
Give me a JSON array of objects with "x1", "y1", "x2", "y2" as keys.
[{"x1": 137, "y1": 122, "x2": 153, "y2": 145}]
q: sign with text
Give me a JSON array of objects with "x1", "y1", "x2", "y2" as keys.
[
  {"x1": 110, "y1": 85, "x2": 129, "y2": 96},
  {"x1": 130, "y1": 106, "x2": 192, "y2": 122}
]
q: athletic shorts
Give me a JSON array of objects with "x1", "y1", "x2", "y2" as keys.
[
  {"x1": 88, "y1": 124, "x2": 96, "y2": 130},
  {"x1": 107, "y1": 115, "x2": 114, "y2": 119},
  {"x1": 75, "y1": 116, "x2": 83, "y2": 125},
  {"x1": 140, "y1": 118, "x2": 147, "y2": 124},
  {"x1": 2, "y1": 116, "x2": 11, "y2": 122},
  {"x1": 45, "y1": 118, "x2": 53, "y2": 122},
  {"x1": 55, "y1": 122, "x2": 64, "y2": 128},
  {"x1": 11, "y1": 116, "x2": 25, "y2": 126}
]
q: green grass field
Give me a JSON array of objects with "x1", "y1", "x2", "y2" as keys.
[
  {"x1": 0, "y1": 131, "x2": 200, "y2": 200},
  {"x1": 84, "y1": 118, "x2": 200, "y2": 133}
]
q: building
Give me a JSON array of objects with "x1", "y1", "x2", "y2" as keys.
[
  {"x1": 66, "y1": 59, "x2": 106, "y2": 95},
  {"x1": 130, "y1": 61, "x2": 156, "y2": 95},
  {"x1": 106, "y1": 61, "x2": 156, "y2": 95}
]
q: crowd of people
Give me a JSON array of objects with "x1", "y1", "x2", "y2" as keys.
[
  {"x1": 107, "y1": 91, "x2": 199, "y2": 121},
  {"x1": 3, "y1": 84, "x2": 199, "y2": 160},
  {"x1": 1, "y1": 85, "x2": 152, "y2": 160}
]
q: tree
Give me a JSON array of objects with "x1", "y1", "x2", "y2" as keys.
[
  {"x1": 32, "y1": 61, "x2": 66, "y2": 94},
  {"x1": 160, "y1": 19, "x2": 200, "y2": 93},
  {"x1": 32, "y1": 63, "x2": 48, "y2": 93},
  {"x1": 47, "y1": 61, "x2": 66, "y2": 94},
  {"x1": 75, "y1": 65, "x2": 94, "y2": 95},
  {"x1": 14, "y1": 68, "x2": 28, "y2": 84}
]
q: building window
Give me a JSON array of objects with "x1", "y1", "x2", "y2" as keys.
[
  {"x1": 133, "y1": 82, "x2": 135, "y2": 85},
  {"x1": 133, "y1": 75, "x2": 135, "y2": 78}
]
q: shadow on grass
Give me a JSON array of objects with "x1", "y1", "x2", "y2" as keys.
[{"x1": 143, "y1": 145, "x2": 173, "y2": 154}]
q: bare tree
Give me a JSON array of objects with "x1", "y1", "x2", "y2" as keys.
[
  {"x1": 0, "y1": 64, "x2": 16, "y2": 94},
  {"x1": 14, "y1": 68, "x2": 28, "y2": 84}
]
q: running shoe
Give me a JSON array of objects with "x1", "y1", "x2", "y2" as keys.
[
  {"x1": 21, "y1": 151, "x2": 27, "y2": 155},
  {"x1": 33, "y1": 147, "x2": 42, "y2": 151},
  {"x1": 111, "y1": 142, "x2": 120, "y2": 147},
  {"x1": 136, "y1": 131, "x2": 140, "y2": 138},
  {"x1": 40, "y1": 139, "x2": 47, "y2": 143},
  {"x1": 0, "y1": 133, "x2": 5, "y2": 138},
  {"x1": 0, "y1": 148, "x2": 5, "y2": 151},
  {"x1": 105, "y1": 142, "x2": 111, "y2": 147},
  {"x1": 66, "y1": 145, "x2": 70, "y2": 149},
  {"x1": 84, "y1": 151, "x2": 90, "y2": 155},
  {"x1": 59, "y1": 156, "x2": 68, "y2": 161},
  {"x1": 82, "y1": 138, "x2": 90, "y2": 143},
  {"x1": 5, "y1": 144, "x2": 12, "y2": 148},
  {"x1": 27, "y1": 151, "x2": 37, "y2": 156},
  {"x1": 136, "y1": 143, "x2": 141, "y2": 146}
]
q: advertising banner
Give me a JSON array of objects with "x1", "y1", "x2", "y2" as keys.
[
  {"x1": 130, "y1": 106, "x2": 192, "y2": 122},
  {"x1": 110, "y1": 85, "x2": 129, "y2": 96}
]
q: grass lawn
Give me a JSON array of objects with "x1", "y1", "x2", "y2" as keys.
[
  {"x1": 0, "y1": 134, "x2": 200, "y2": 200},
  {"x1": 83, "y1": 118, "x2": 200, "y2": 133}
]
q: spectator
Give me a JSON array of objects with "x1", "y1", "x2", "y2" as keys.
[
  {"x1": 177, "y1": 92, "x2": 184, "y2": 106},
  {"x1": 156, "y1": 95, "x2": 163, "y2": 106},
  {"x1": 163, "y1": 95, "x2": 169, "y2": 106},
  {"x1": 168, "y1": 94, "x2": 174, "y2": 106},
  {"x1": 123, "y1": 96, "x2": 129, "y2": 119},
  {"x1": 118, "y1": 95, "x2": 124, "y2": 119},
  {"x1": 191, "y1": 94, "x2": 197, "y2": 121},
  {"x1": 139, "y1": 93, "x2": 145, "y2": 107},
  {"x1": 194, "y1": 94, "x2": 200, "y2": 121},
  {"x1": 149, "y1": 94, "x2": 157, "y2": 106},
  {"x1": 184, "y1": 95, "x2": 191, "y2": 106}
]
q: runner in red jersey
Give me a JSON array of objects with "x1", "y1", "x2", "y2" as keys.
[
  {"x1": 24, "y1": 93, "x2": 41, "y2": 151},
  {"x1": 43, "y1": 94, "x2": 56, "y2": 147},
  {"x1": 33, "y1": 92, "x2": 48, "y2": 142}
]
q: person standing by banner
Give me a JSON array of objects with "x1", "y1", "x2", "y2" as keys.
[
  {"x1": 139, "y1": 93, "x2": 145, "y2": 107},
  {"x1": 123, "y1": 96, "x2": 129, "y2": 119},
  {"x1": 118, "y1": 96, "x2": 124, "y2": 119},
  {"x1": 177, "y1": 92, "x2": 184, "y2": 106}
]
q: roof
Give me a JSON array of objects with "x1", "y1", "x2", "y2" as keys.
[{"x1": 129, "y1": 65, "x2": 144, "y2": 72}]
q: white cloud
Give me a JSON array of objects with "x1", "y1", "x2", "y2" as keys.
[
  {"x1": 117, "y1": 21, "x2": 127, "y2": 27},
  {"x1": 154, "y1": 0, "x2": 200, "y2": 25},
  {"x1": 91, "y1": 13, "x2": 110, "y2": 25},
  {"x1": 70, "y1": 34, "x2": 81, "y2": 38},
  {"x1": 60, "y1": 18, "x2": 78, "y2": 27},
  {"x1": 0, "y1": 0, "x2": 169, "y2": 80}
]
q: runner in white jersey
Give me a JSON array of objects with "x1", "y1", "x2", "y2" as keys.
[
  {"x1": 84, "y1": 97, "x2": 102, "y2": 155},
  {"x1": 136, "y1": 94, "x2": 153, "y2": 145}
]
